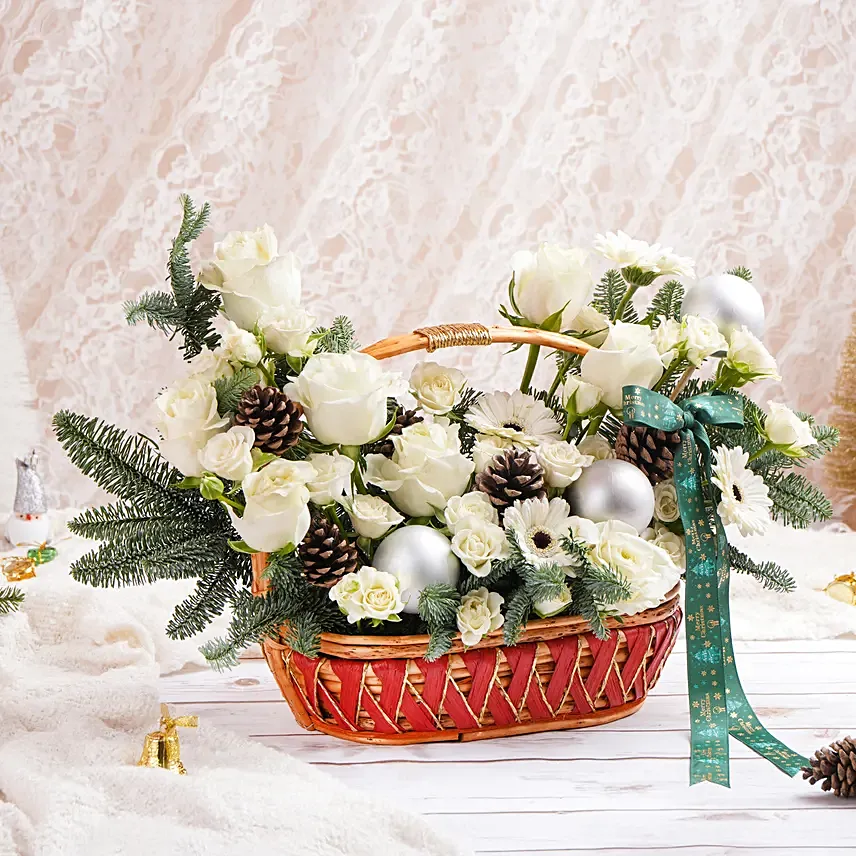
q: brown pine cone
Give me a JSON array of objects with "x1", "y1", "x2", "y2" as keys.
[
  {"x1": 474, "y1": 448, "x2": 546, "y2": 513},
  {"x1": 802, "y1": 736, "x2": 856, "y2": 798},
  {"x1": 299, "y1": 518, "x2": 359, "y2": 588},
  {"x1": 615, "y1": 423, "x2": 681, "y2": 485},
  {"x1": 234, "y1": 385, "x2": 304, "y2": 456},
  {"x1": 375, "y1": 408, "x2": 424, "y2": 458}
]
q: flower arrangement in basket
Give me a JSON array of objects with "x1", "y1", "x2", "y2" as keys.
[{"x1": 56, "y1": 199, "x2": 839, "y2": 784}]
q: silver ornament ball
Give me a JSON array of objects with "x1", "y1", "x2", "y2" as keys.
[
  {"x1": 371, "y1": 525, "x2": 460, "y2": 614},
  {"x1": 564, "y1": 459, "x2": 655, "y2": 534},
  {"x1": 681, "y1": 273, "x2": 765, "y2": 339}
]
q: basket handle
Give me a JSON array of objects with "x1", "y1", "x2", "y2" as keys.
[{"x1": 361, "y1": 323, "x2": 592, "y2": 360}]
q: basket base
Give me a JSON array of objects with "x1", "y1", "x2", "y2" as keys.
[{"x1": 289, "y1": 697, "x2": 648, "y2": 745}]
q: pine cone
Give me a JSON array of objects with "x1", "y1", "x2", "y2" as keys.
[
  {"x1": 375, "y1": 408, "x2": 424, "y2": 458},
  {"x1": 803, "y1": 736, "x2": 856, "y2": 798},
  {"x1": 299, "y1": 518, "x2": 359, "y2": 588},
  {"x1": 615, "y1": 423, "x2": 681, "y2": 485},
  {"x1": 234, "y1": 385, "x2": 303, "y2": 456},
  {"x1": 474, "y1": 448, "x2": 546, "y2": 513}
]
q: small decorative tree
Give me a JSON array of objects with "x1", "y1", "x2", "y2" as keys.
[{"x1": 828, "y1": 310, "x2": 856, "y2": 528}]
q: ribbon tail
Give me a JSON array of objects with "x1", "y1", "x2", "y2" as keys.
[
  {"x1": 714, "y1": 521, "x2": 809, "y2": 776},
  {"x1": 675, "y1": 431, "x2": 731, "y2": 787}
]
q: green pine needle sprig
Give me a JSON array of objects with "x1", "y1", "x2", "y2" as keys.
[
  {"x1": 728, "y1": 546, "x2": 795, "y2": 594},
  {"x1": 0, "y1": 585, "x2": 25, "y2": 616}
]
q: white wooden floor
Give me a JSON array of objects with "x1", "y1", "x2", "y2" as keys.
[{"x1": 160, "y1": 638, "x2": 856, "y2": 855}]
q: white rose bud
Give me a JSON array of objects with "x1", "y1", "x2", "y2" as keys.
[
  {"x1": 342, "y1": 494, "x2": 403, "y2": 539},
  {"x1": 536, "y1": 441, "x2": 594, "y2": 489},
  {"x1": 305, "y1": 452, "x2": 354, "y2": 505},
  {"x1": 451, "y1": 519, "x2": 509, "y2": 577},
  {"x1": 442, "y1": 491, "x2": 500, "y2": 532},
  {"x1": 284, "y1": 351, "x2": 404, "y2": 447},
  {"x1": 155, "y1": 378, "x2": 229, "y2": 477},
  {"x1": 681, "y1": 315, "x2": 728, "y2": 366},
  {"x1": 260, "y1": 302, "x2": 317, "y2": 358},
  {"x1": 510, "y1": 244, "x2": 592, "y2": 328},
  {"x1": 577, "y1": 435, "x2": 616, "y2": 461},
  {"x1": 456, "y1": 587, "x2": 504, "y2": 646},
  {"x1": 560, "y1": 375, "x2": 603, "y2": 418},
  {"x1": 764, "y1": 401, "x2": 817, "y2": 455},
  {"x1": 330, "y1": 567, "x2": 405, "y2": 624},
  {"x1": 228, "y1": 458, "x2": 315, "y2": 552},
  {"x1": 722, "y1": 327, "x2": 780, "y2": 384},
  {"x1": 365, "y1": 421, "x2": 474, "y2": 517},
  {"x1": 647, "y1": 526, "x2": 686, "y2": 569},
  {"x1": 198, "y1": 426, "x2": 255, "y2": 482},
  {"x1": 579, "y1": 322, "x2": 664, "y2": 410},
  {"x1": 653, "y1": 479, "x2": 681, "y2": 523},
  {"x1": 566, "y1": 304, "x2": 610, "y2": 346},
  {"x1": 219, "y1": 320, "x2": 263, "y2": 366},
  {"x1": 188, "y1": 349, "x2": 234, "y2": 383},
  {"x1": 472, "y1": 435, "x2": 515, "y2": 473},
  {"x1": 652, "y1": 317, "x2": 684, "y2": 368},
  {"x1": 409, "y1": 361, "x2": 467, "y2": 415},
  {"x1": 533, "y1": 586, "x2": 573, "y2": 618}
]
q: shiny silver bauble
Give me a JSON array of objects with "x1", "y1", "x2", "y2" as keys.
[
  {"x1": 564, "y1": 459, "x2": 655, "y2": 534},
  {"x1": 681, "y1": 273, "x2": 765, "y2": 339},
  {"x1": 372, "y1": 525, "x2": 460, "y2": 614}
]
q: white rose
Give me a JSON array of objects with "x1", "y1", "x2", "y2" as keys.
[
  {"x1": 365, "y1": 421, "x2": 474, "y2": 517},
  {"x1": 305, "y1": 452, "x2": 354, "y2": 505},
  {"x1": 283, "y1": 351, "x2": 403, "y2": 446},
  {"x1": 510, "y1": 244, "x2": 593, "y2": 328},
  {"x1": 653, "y1": 479, "x2": 680, "y2": 523},
  {"x1": 228, "y1": 458, "x2": 315, "y2": 552},
  {"x1": 329, "y1": 566, "x2": 405, "y2": 624},
  {"x1": 259, "y1": 302, "x2": 317, "y2": 358},
  {"x1": 342, "y1": 494, "x2": 403, "y2": 539},
  {"x1": 201, "y1": 225, "x2": 302, "y2": 331},
  {"x1": 764, "y1": 401, "x2": 816, "y2": 454},
  {"x1": 534, "y1": 586, "x2": 573, "y2": 618},
  {"x1": 560, "y1": 375, "x2": 603, "y2": 417},
  {"x1": 577, "y1": 435, "x2": 616, "y2": 461},
  {"x1": 451, "y1": 519, "x2": 509, "y2": 577},
  {"x1": 443, "y1": 491, "x2": 500, "y2": 531},
  {"x1": 409, "y1": 361, "x2": 467, "y2": 415},
  {"x1": 579, "y1": 322, "x2": 664, "y2": 409},
  {"x1": 723, "y1": 327, "x2": 781, "y2": 383},
  {"x1": 566, "y1": 304, "x2": 610, "y2": 346},
  {"x1": 456, "y1": 587, "x2": 504, "y2": 646},
  {"x1": 473, "y1": 435, "x2": 515, "y2": 473},
  {"x1": 592, "y1": 519, "x2": 681, "y2": 615},
  {"x1": 652, "y1": 318, "x2": 684, "y2": 368},
  {"x1": 568, "y1": 515, "x2": 600, "y2": 545},
  {"x1": 681, "y1": 315, "x2": 727, "y2": 366},
  {"x1": 536, "y1": 441, "x2": 594, "y2": 489},
  {"x1": 219, "y1": 320, "x2": 263, "y2": 366},
  {"x1": 155, "y1": 378, "x2": 229, "y2": 476},
  {"x1": 648, "y1": 526, "x2": 686, "y2": 568},
  {"x1": 198, "y1": 426, "x2": 255, "y2": 482},
  {"x1": 188, "y1": 349, "x2": 234, "y2": 383}
]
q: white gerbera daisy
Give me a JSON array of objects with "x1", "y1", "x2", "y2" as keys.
[
  {"x1": 710, "y1": 445, "x2": 772, "y2": 537},
  {"x1": 592, "y1": 231, "x2": 653, "y2": 269},
  {"x1": 465, "y1": 390, "x2": 562, "y2": 448},
  {"x1": 503, "y1": 496, "x2": 576, "y2": 571}
]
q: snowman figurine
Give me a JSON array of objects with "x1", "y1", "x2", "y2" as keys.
[{"x1": 6, "y1": 450, "x2": 51, "y2": 546}]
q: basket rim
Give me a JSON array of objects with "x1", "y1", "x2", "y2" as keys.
[{"x1": 267, "y1": 584, "x2": 681, "y2": 659}]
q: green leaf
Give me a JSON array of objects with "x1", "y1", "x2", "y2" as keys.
[
  {"x1": 540, "y1": 303, "x2": 569, "y2": 333},
  {"x1": 173, "y1": 477, "x2": 202, "y2": 489},
  {"x1": 228, "y1": 539, "x2": 259, "y2": 554},
  {"x1": 213, "y1": 367, "x2": 260, "y2": 416}
]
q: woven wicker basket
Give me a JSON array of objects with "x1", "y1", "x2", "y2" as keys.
[{"x1": 252, "y1": 323, "x2": 684, "y2": 744}]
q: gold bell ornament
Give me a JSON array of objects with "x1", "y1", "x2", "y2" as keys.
[
  {"x1": 137, "y1": 704, "x2": 198, "y2": 774},
  {"x1": 823, "y1": 572, "x2": 856, "y2": 606}
]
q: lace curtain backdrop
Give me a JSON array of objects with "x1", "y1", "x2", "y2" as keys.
[{"x1": 1, "y1": 0, "x2": 854, "y2": 512}]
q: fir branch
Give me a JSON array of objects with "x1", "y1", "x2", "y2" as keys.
[
  {"x1": 592, "y1": 269, "x2": 629, "y2": 322},
  {"x1": 530, "y1": 388, "x2": 567, "y2": 431},
  {"x1": 569, "y1": 578, "x2": 609, "y2": 640},
  {"x1": 425, "y1": 626, "x2": 457, "y2": 662},
  {"x1": 518, "y1": 562, "x2": 567, "y2": 603},
  {"x1": 766, "y1": 471, "x2": 834, "y2": 529},
  {"x1": 728, "y1": 545, "x2": 796, "y2": 594},
  {"x1": 214, "y1": 367, "x2": 260, "y2": 416},
  {"x1": 449, "y1": 387, "x2": 483, "y2": 421},
  {"x1": 315, "y1": 316, "x2": 358, "y2": 354},
  {"x1": 0, "y1": 585, "x2": 24, "y2": 616},
  {"x1": 727, "y1": 266, "x2": 752, "y2": 282},
  {"x1": 123, "y1": 291, "x2": 183, "y2": 334},
  {"x1": 655, "y1": 358, "x2": 693, "y2": 399},
  {"x1": 459, "y1": 560, "x2": 514, "y2": 594},
  {"x1": 582, "y1": 561, "x2": 633, "y2": 605},
  {"x1": 596, "y1": 412, "x2": 623, "y2": 446},
  {"x1": 68, "y1": 500, "x2": 199, "y2": 541},
  {"x1": 53, "y1": 411, "x2": 188, "y2": 505},
  {"x1": 418, "y1": 583, "x2": 460, "y2": 627},
  {"x1": 802, "y1": 421, "x2": 840, "y2": 462},
  {"x1": 502, "y1": 585, "x2": 533, "y2": 646},
  {"x1": 645, "y1": 279, "x2": 684, "y2": 326}
]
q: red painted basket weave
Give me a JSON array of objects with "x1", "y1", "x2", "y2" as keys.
[{"x1": 250, "y1": 324, "x2": 683, "y2": 745}]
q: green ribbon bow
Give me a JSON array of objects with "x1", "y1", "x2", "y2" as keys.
[{"x1": 622, "y1": 385, "x2": 808, "y2": 786}]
